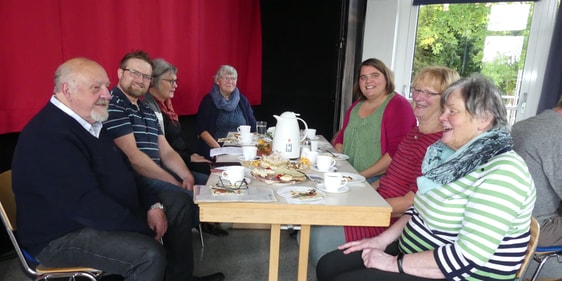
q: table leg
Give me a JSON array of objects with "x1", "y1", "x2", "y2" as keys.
[
  {"x1": 268, "y1": 224, "x2": 281, "y2": 281},
  {"x1": 297, "y1": 224, "x2": 311, "y2": 281}
]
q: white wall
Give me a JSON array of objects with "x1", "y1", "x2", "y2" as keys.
[{"x1": 363, "y1": 0, "x2": 417, "y2": 97}]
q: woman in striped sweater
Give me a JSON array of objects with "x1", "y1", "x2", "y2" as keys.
[{"x1": 316, "y1": 75, "x2": 536, "y2": 281}]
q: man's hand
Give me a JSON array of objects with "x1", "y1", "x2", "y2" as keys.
[
  {"x1": 147, "y1": 209, "x2": 168, "y2": 241},
  {"x1": 181, "y1": 173, "x2": 195, "y2": 191}
]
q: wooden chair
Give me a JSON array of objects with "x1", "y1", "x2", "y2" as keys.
[
  {"x1": 515, "y1": 217, "x2": 540, "y2": 280},
  {"x1": 0, "y1": 170, "x2": 103, "y2": 280}
]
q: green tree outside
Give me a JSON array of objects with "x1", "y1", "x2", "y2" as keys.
[{"x1": 413, "y1": 2, "x2": 534, "y2": 97}]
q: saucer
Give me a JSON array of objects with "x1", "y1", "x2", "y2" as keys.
[
  {"x1": 311, "y1": 165, "x2": 336, "y2": 173},
  {"x1": 316, "y1": 183, "x2": 349, "y2": 193},
  {"x1": 277, "y1": 186, "x2": 325, "y2": 202},
  {"x1": 238, "y1": 156, "x2": 261, "y2": 161}
]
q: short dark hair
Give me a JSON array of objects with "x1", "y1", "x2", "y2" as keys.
[{"x1": 119, "y1": 50, "x2": 153, "y2": 70}]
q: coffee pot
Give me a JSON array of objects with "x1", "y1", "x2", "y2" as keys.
[{"x1": 272, "y1": 111, "x2": 308, "y2": 159}]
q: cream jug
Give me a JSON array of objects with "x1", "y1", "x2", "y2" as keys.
[{"x1": 272, "y1": 112, "x2": 308, "y2": 159}]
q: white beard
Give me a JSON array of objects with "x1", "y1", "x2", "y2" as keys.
[{"x1": 91, "y1": 109, "x2": 109, "y2": 122}]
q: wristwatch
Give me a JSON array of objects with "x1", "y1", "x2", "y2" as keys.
[{"x1": 150, "y1": 202, "x2": 165, "y2": 211}]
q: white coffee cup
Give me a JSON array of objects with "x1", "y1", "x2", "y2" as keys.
[
  {"x1": 316, "y1": 155, "x2": 336, "y2": 172},
  {"x1": 242, "y1": 146, "x2": 258, "y2": 161},
  {"x1": 304, "y1": 150, "x2": 318, "y2": 164},
  {"x1": 323, "y1": 172, "x2": 348, "y2": 192},
  {"x1": 237, "y1": 125, "x2": 251, "y2": 134},
  {"x1": 306, "y1": 128, "x2": 317, "y2": 139},
  {"x1": 221, "y1": 166, "x2": 246, "y2": 184},
  {"x1": 238, "y1": 133, "x2": 253, "y2": 145},
  {"x1": 310, "y1": 139, "x2": 319, "y2": 152}
]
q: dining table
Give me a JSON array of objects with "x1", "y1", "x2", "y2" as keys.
[{"x1": 194, "y1": 135, "x2": 392, "y2": 281}]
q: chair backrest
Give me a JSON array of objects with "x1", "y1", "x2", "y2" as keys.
[
  {"x1": 0, "y1": 170, "x2": 15, "y2": 230},
  {"x1": 0, "y1": 170, "x2": 41, "y2": 277},
  {"x1": 515, "y1": 217, "x2": 540, "y2": 279},
  {"x1": 1, "y1": 170, "x2": 103, "y2": 280}
]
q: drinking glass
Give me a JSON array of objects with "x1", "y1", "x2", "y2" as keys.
[{"x1": 256, "y1": 121, "x2": 267, "y2": 135}]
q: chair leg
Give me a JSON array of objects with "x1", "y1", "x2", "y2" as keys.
[
  {"x1": 530, "y1": 254, "x2": 554, "y2": 281},
  {"x1": 199, "y1": 224, "x2": 205, "y2": 248}
]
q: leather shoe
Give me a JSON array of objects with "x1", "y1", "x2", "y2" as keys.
[
  {"x1": 194, "y1": 272, "x2": 225, "y2": 281},
  {"x1": 201, "y1": 222, "x2": 229, "y2": 236}
]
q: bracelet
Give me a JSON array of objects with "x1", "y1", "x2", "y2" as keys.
[{"x1": 396, "y1": 252, "x2": 405, "y2": 274}]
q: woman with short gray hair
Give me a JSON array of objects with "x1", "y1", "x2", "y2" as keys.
[{"x1": 196, "y1": 64, "x2": 257, "y2": 159}]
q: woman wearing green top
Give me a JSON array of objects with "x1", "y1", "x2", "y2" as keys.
[{"x1": 333, "y1": 58, "x2": 416, "y2": 182}]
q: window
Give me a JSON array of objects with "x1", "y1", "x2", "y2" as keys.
[{"x1": 412, "y1": 2, "x2": 534, "y2": 124}]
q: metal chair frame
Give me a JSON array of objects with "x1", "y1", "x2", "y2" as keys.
[
  {"x1": 0, "y1": 170, "x2": 103, "y2": 281},
  {"x1": 527, "y1": 244, "x2": 562, "y2": 281}
]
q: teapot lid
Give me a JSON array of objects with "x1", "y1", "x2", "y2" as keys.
[{"x1": 279, "y1": 111, "x2": 299, "y2": 117}]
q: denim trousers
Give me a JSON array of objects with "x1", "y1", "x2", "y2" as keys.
[{"x1": 36, "y1": 189, "x2": 196, "y2": 281}]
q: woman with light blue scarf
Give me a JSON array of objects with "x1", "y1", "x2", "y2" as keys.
[
  {"x1": 196, "y1": 65, "x2": 257, "y2": 159},
  {"x1": 317, "y1": 75, "x2": 536, "y2": 281}
]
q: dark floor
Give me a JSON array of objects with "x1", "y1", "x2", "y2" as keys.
[{"x1": 0, "y1": 225, "x2": 316, "y2": 281}]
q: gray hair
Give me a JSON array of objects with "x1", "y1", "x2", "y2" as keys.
[
  {"x1": 53, "y1": 63, "x2": 73, "y2": 93},
  {"x1": 441, "y1": 75, "x2": 508, "y2": 129},
  {"x1": 214, "y1": 65, "x2": 238, "y2": 83},
  {"x1": 53, "y1": 57, "x2": 90, "y2": 93},
  {"x1": 151, "y1": 58, "x2": 178, "y2": 89}
]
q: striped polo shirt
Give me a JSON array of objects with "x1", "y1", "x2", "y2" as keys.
[
  {"x1": 104, "y1": 87, "x2": 163, "y2": 165},
  {"x1": 399, "y1": 150, "x2": 536, "y2": 280}
]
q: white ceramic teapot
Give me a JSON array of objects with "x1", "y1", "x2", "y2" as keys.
[{"x1": 272, "y1": 111, "x2": 308, "y2": 159}]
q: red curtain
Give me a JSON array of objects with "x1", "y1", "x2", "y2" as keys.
[{"x1": 0, "y1": 0, "x2": 262, "y2": 134}]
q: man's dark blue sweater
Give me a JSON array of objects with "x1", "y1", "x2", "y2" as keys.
[{"x1": 12, "y1": 102, "x2": 158, "y2": 256}]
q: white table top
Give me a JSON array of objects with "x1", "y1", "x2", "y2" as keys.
[{"x1": 195, "y1": 135, "x2": 391, "y2": 227}]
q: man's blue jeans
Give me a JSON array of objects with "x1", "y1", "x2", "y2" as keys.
[{"x1": 36, "y1": 189, "x2": 196, "y2": 281}]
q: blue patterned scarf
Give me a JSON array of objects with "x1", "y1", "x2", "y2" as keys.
[
  {"x1": 417, "y1": 129, "x2": 512, "y2": 194},
  {"x1": 210, "y1": 84, "x2": 241, "y2": 112}
]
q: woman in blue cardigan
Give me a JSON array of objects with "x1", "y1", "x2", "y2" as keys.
[{"x1": 196, "y1": 65, "x2": 257, "y2": 159}]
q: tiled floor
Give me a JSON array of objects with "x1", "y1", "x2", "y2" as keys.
[{"x1": 0, "y1": 226, "x2": 316, "y2": 281}]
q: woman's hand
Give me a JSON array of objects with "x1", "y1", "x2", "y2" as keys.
[
  {"x1": 361, "y1": 248, "x2": 395, "y2": 271},
  {"x1": 191, "y1": 153, "x2": 211, "y2": 163},
  {"x1": 338, "y1": 236, "x2": 385, "y2": 254}
]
